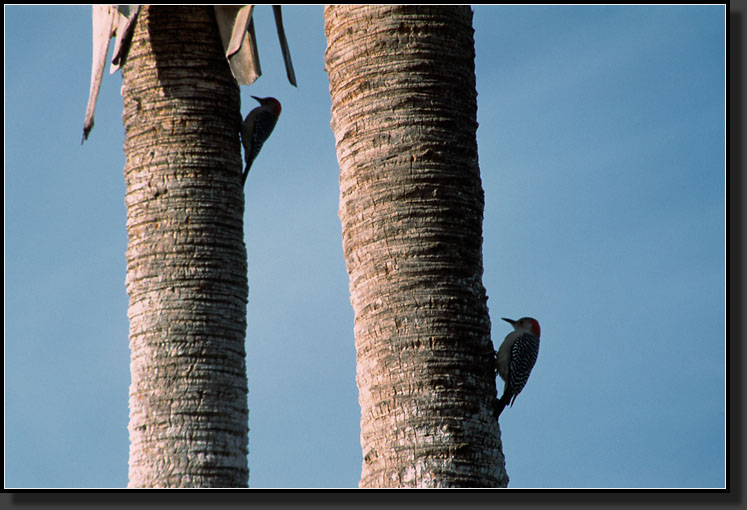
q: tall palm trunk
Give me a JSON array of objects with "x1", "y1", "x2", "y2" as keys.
[
  {"x1": 122, "y1": 6, "x2": 248, "y2": 488},
  {"x1": 325, "y1": 5, "x2": 508, "y2": 487}
]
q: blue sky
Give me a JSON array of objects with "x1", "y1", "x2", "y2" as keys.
[{"x1": 5, "y1": 5, "x2": 725, "y2": 489}]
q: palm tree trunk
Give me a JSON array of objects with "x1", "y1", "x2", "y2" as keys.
[
  {"x1": 325, "y1": 5, "x2": 508, "y2": 487},
  {"x1": 122, "y1": 6, "x2": 248, "y2": 488}
]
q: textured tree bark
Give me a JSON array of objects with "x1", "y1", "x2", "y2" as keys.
[
  {"x1": 122, "y1": 6, "x2": 249, "y2": 488},
  {"x1": 325, "y1": 5, "x2": 508, "y2": 488}
]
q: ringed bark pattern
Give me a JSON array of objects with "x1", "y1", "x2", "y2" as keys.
[
  {"x1": 326, "y1": 5, "x2": 507, "y2": 488},
  {"x1": 122, "y1": 6, "x2": 248, "y2": 488}
]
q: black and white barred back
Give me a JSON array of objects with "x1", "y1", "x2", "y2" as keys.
[
  {"x1": 242, "y1": 110, "x2": 278, "y2": 184},
  {"x1": 240, "y1": 96, "x2": 282, "y2": 185},
  {"x1": 507, "y1": 332, "x2": 540, "y2": 406}
]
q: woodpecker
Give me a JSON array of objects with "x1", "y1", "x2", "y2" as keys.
[
  {"x1": 240, "y1": 96, "x2": 281, "y2": 185},
  {"x1": 493, "y1": 317, "x2": 541, "y2": 418}
]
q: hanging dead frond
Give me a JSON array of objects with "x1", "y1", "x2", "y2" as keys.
[{"x1": 82, "y1": 5, "x2": 296, "y2": 143}]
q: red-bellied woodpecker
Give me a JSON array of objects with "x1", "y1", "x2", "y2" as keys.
[
  {"x1": 494, "y1": 317, "x2": 541, "y2": 418},
  {"x1": 240, "y1": 96, "x2": 281, "y2": 185}
]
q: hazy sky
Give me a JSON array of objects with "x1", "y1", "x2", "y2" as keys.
[{"x1": 5, "y1": 5, "x2": 725, "y2": 489}]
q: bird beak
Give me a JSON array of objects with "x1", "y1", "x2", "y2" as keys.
[
  {"x1": 251, "y1": 95, "x2": 261, "y2": 102},
  {"x1": 502, "y1": 317, "x2": 516, "y2": 326}
]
